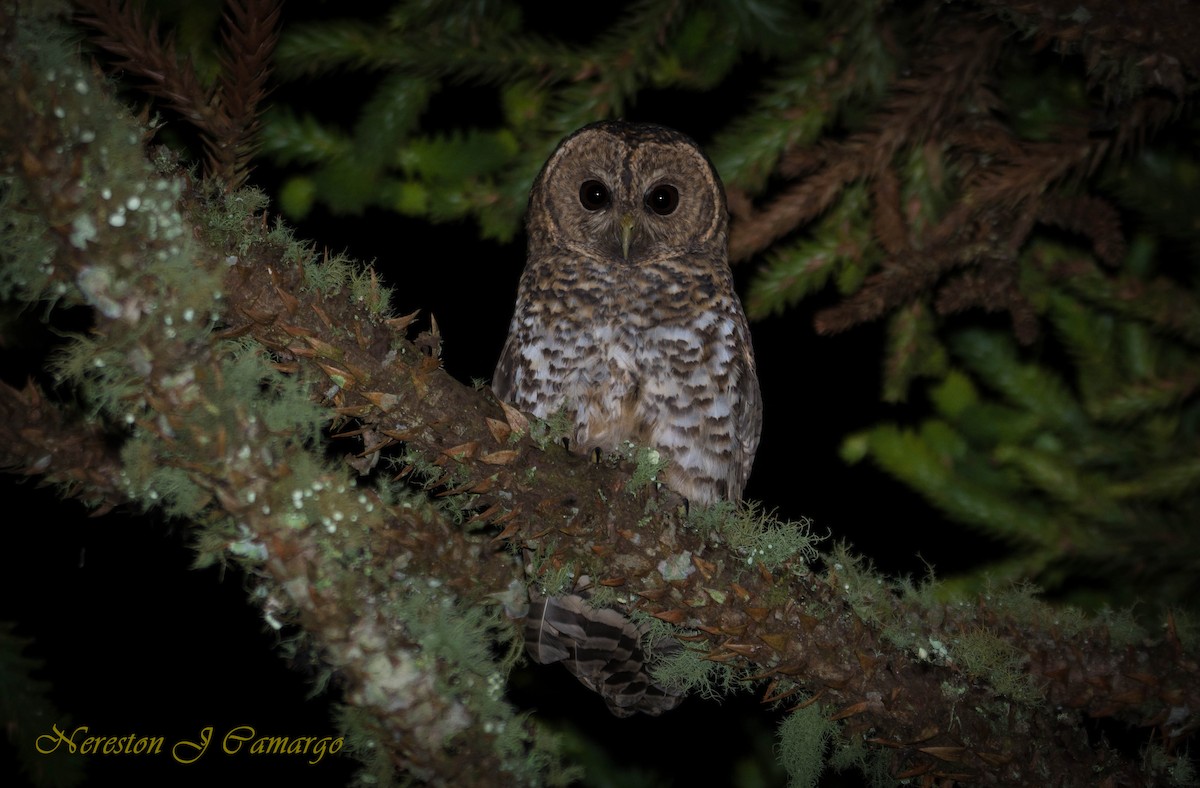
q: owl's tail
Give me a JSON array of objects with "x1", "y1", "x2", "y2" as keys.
[{"x1": 524, "y1": 592, "x2": 683, "y2": 717}]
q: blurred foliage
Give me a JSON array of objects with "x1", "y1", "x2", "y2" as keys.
[
  {"x1": 134, "y1": 0, "x2": 1199, "y2": 619},
  {"x1": 0, "y1": 624, "x2": 84, "y2": 788},
  {"x1": 219, "y1": 0, "x2": 1200, "y2": 615},
  {"x1": 253, "y1": 0, "x2": 851, "y2": 238},
  {"x1": 845, "y1": 236, "x2": 1200, "y2": 610}
]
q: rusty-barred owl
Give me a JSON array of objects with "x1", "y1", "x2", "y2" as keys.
[{"x1": 495, "y1": 121, "x2": 761, "y2": 716}]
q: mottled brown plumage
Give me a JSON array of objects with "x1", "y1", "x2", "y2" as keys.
[{"x1": 495, "y1": 121, "x2": 761, "y2": 715}]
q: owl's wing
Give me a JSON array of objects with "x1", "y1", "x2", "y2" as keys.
[
  {"x1": 733, "y1": 343, "x2": 763, "y2": 497},
  {"x1": 491, "y1": 330, "x2": 520, "y2": 403}
]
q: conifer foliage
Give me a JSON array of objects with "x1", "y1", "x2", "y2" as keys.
[
  {"x1": 248, "y1": 0, "x2": 1200, "y2": 612},
  {"x1": 2, "y1": 0, "x2": 1199, "y2": 786}
]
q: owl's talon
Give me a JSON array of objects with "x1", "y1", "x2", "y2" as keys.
[{"x1": 590, "y1": 447, "x2": 602, "y2": 464}]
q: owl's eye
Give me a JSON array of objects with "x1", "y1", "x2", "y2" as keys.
[
  {"x1": 645, "y1": 184, "x2": 679, "y2": 216},
  {"x1": 579, "y1": 180, "x2": 610, "y2": 210}
]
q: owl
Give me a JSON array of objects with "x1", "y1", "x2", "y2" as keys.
[{"x1": 494, "y1": 121, "x2": 761, "y2": 715}]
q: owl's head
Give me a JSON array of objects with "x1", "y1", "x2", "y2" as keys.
[{"x1": 526, "y1": 121, "x2": 728, "y2": 266}]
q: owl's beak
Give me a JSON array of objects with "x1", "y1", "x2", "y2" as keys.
[{"x1": 619, "y1": 213, "x2": 636, "y2": 260}]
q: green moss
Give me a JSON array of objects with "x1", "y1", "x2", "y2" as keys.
[
  {"x1": 524, "y1": 405, "x2": 574, "y2": 450},
  {"x1": 776, "y1": 703, "x2": 835, "y2": 788},
  {"x1": 624, "y1": 444, "x2": 669, "y2": 495},
  {"x1": 652, "y1": 644, "x2": 735, "y2": 700},
  {"x1": 199, "y1": 184, "x2": 271, "y2": 255},
  {"x1": 685, "y1": 498, "x2": 738, "y2": 535},
  {"x1": 827, "y1": 544, "x2": 899, "y2": 633},
  {"x1": 527, "y1": 540, "x2": 574, "y2": 597},
  {"x1": 296, "y1": 249, "x2": 392, "y2": 317},
  {"x1": 1169, "y1": 609, "x2": 1198, "y2": 652},
  {"x1": 351, "y1": 267, "x2": 394, "y2": 316},
  {"x1": 827, "y1": 731, "x2": 895, "y2": 788},
  {"x1": 1143, "y1": 744, "x2": 1198, "y2": 787},
  {"x1": 949, "y1": 629, "x2": 1043, "y2": 706},
  {"x1": 1094, "y1": 606, "x2": 1150, "y2": 649},
  {"x1": 0, "y1": 178, "x2": 57, "y2": 303},
  {"x1": 302, "y1": 250, "x2": 359, "y2": 294},
  {"x1": 0, "y1": 623, "x2": 85, "y2": 788},
  {"x1": 695, "y1": 501, "x2": 822, "y2": 573}
]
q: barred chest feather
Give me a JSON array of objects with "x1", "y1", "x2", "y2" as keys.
[{"x1": 504, "y1": 279, "x2": 752, "y2": 505}]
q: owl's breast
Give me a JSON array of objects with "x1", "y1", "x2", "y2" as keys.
[
  {"x1": 560, "y1": 321, "x2": 647, "y2": 448},
  {"x1": 504, "y1": 259, "x2": 755, "y2": 494}
]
